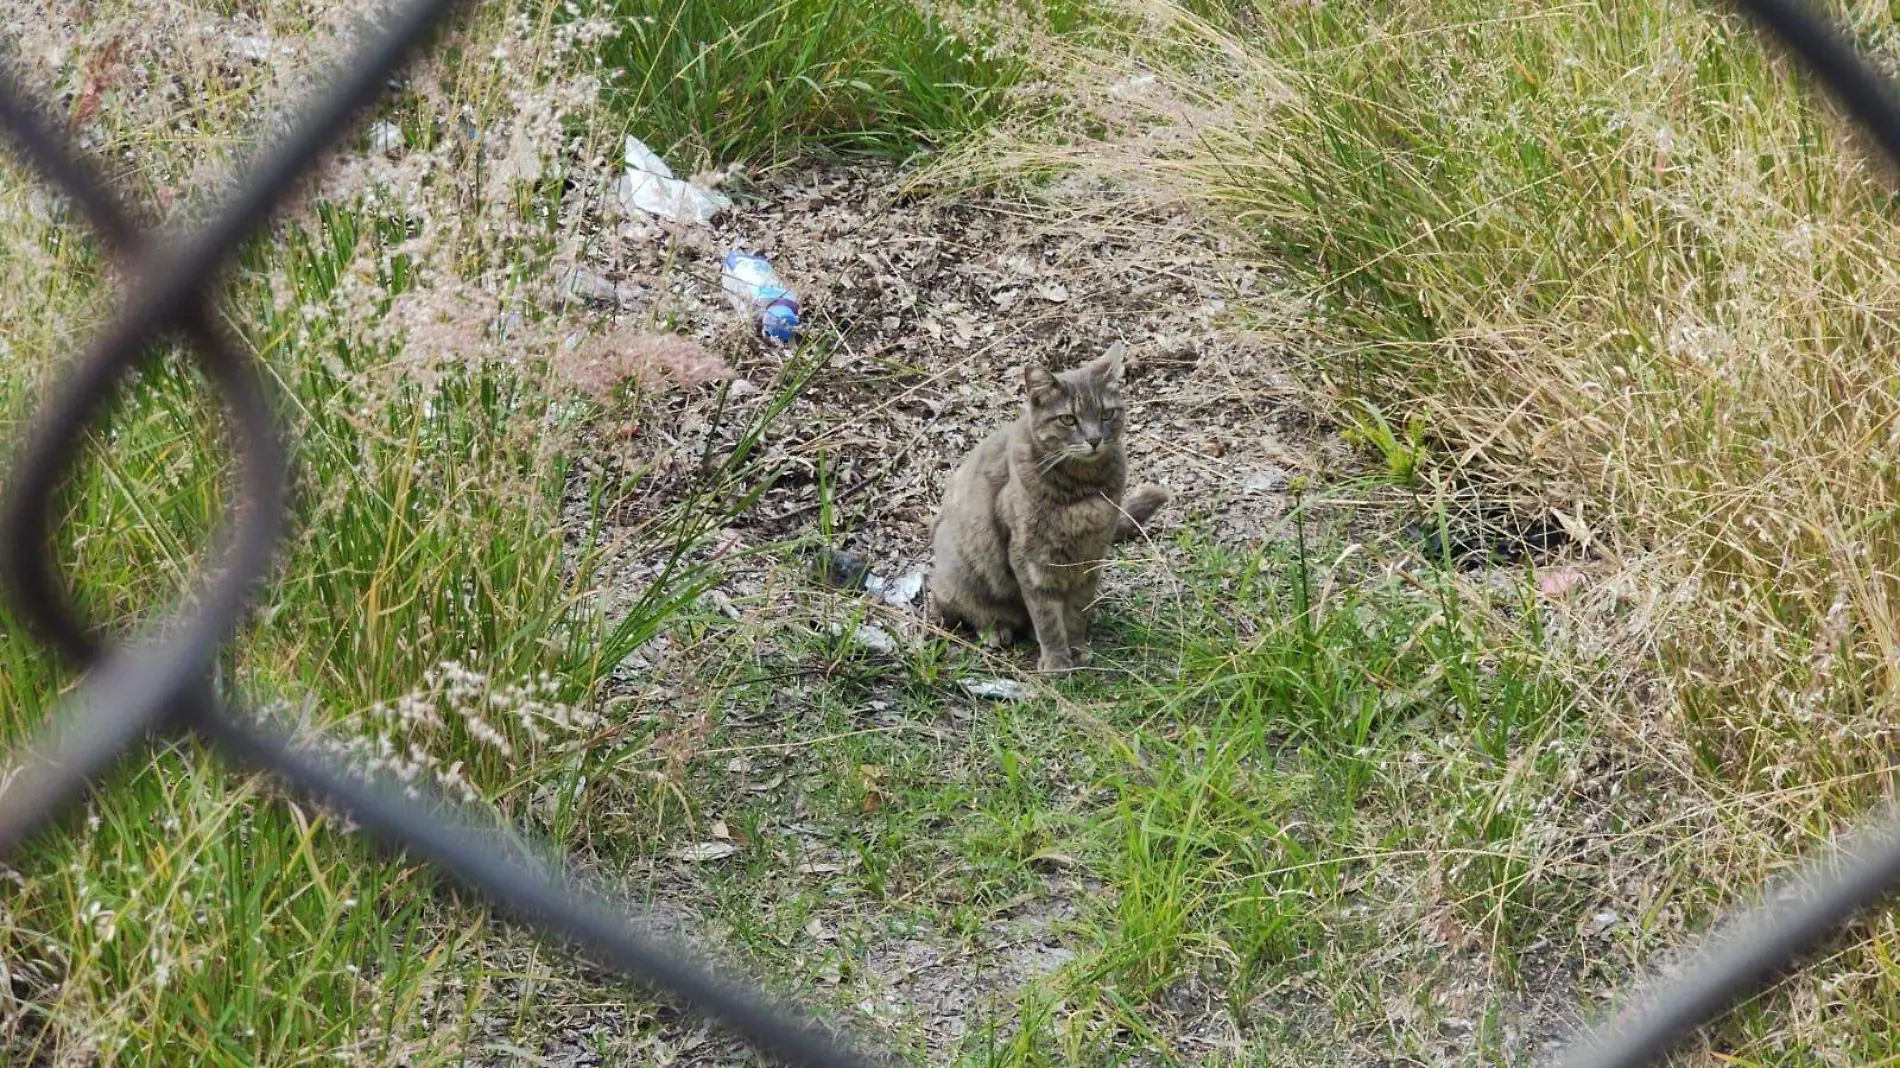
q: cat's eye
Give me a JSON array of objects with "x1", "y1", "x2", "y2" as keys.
[{"x1": 1057, "y1": 414, "x2": 1078, "y2": 426}]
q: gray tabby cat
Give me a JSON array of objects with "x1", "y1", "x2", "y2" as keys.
[{"x1": 928, "y1": 343, "x2": 1169, "y2": 672}]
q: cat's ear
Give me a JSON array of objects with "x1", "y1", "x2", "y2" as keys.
[
  {"x1": 1024, "y1": 363, "x2": 1063, "y2": 406},
  {"x1": 1090, "y1": 342, "x2": 1127, "y2": 389}
]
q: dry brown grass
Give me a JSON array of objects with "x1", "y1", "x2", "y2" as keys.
[
  {"x1": 952, "y1": 0, "x2": 1900, "y2": 798},
  {"x1": 925, "y1": 0, "x2": 1900, "y2": 1056}
]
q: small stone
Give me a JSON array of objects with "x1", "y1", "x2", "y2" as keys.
[
  {"x1": 1005, "y1": 943, "x2": 1077, "y2": 980},
  {"x1": 1243, "y1": 466, "x2": 1288, "y2": 493},
  {"x1": 702, "y1": 589, "x2": 740, "y2": 620},
  {"x1": 728, "y1": 377, "x2": 759, "y2": 399}
]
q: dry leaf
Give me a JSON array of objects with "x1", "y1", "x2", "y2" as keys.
[{"x1": 674, "y1": 841, "x2": 739, "y2": 863}]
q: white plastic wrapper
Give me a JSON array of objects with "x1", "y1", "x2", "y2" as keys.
[
  {"x1": 615, "y1": 135, "x2": 731, "y2": 225},
  {"x1": 960, "y1": 678, "x2": 1030, "y2": 701}
]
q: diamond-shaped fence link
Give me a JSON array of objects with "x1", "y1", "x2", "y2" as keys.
[{"x1": 0, "y1": 0, "x2": 1893, "y2": 1066}]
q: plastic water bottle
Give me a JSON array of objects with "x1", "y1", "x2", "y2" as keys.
[{"x1": 721, "y1": 250, "x2": 800, "y2": 343}]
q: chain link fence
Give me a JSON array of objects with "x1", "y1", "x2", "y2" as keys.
[{"x1": 0, "y1": 0, "x2": 1895, "y2": 1066}]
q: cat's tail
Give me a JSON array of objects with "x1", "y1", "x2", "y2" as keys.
[{"x1": 1114, "y1": 483, "x2": 1171, "y2": 543}]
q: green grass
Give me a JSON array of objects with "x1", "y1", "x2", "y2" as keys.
[
  {"x1": 0, "y1": 186, "x2": 777, "y2": 1059},
  {"x1": 577, "y1": 0, "x2": 1025, "y2": 167},
  {"x1": 600, "y1": 516, "x2": 1592, "y2": 1066}
]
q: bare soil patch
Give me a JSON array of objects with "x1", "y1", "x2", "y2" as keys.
[{"x1": 568, "y1": 163, "x2": 1341, "y2": 601}]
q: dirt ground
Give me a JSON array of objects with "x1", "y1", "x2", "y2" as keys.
[{"x1": 568, "y1": 163, "x2": 1345, "y2": 598}]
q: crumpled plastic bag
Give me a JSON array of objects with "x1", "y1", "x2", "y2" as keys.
[{"x1": 614, "y1": 135, "x2": 731, "y2": 226}]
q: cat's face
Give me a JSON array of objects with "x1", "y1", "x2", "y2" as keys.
[{"x1": 1024, "y1": 343, "x2": 1126, "y2": 464}]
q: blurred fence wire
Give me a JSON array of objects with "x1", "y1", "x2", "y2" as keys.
[
  {"x1": 0, "y1": 1, "x2": 1898, "y2": 1066},
  {"x1": 0, "y1": 1, "x2": 873, "y2": 1065}
]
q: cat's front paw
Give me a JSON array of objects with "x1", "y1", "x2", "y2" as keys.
[
  {"x1": 1069, "y1": 645, "x2": 1092, "y2": 666},
  {"x1": 1038, "y1": 649, "x2": 1077, "y2": 673}
]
